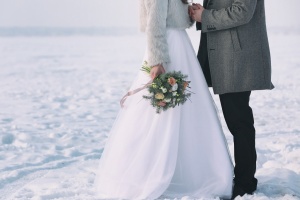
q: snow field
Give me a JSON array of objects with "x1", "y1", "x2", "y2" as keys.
[{"x1": 0, "y1": 29, "x2": 299, "y2": 199}]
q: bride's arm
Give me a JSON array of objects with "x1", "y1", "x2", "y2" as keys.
[{"x1": 145, "y1": 0, "x2": 170, "y2": 69}]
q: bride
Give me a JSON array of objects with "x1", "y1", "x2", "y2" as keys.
[{"x1": 94, "y1": 0, "x2": 233, "y2": 199}]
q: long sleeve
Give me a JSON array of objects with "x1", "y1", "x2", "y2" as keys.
[
  {"x1": 201, "y1": 0, "x2": 257, "y2": 32},
  {"x1": 145, "y1": 0, "x2": 170, "y2": 67}
]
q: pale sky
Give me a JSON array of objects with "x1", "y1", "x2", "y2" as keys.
[{"x1": 0, "y1": 0, "x2": 299, "y2": 28}]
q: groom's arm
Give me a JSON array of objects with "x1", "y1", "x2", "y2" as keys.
[{"x1": 201, "y1": 0, "x2": 257, "y2": 32}]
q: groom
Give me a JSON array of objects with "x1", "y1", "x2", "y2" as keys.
[{"x1": 190, "y1": 0, "x2": 274, "y2": 199}]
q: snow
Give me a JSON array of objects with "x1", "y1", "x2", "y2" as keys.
[{"x1": 0, "y1": 28, "x2": 300, "y2": 199}]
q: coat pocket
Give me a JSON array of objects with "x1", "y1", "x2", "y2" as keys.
[{"x1": 230, "y1": 28, "x2": 242, "y2": 51}]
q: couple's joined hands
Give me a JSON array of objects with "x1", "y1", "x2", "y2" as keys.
[{"x1": 189, "y1": 3, "x2": 205, "y2": 22}]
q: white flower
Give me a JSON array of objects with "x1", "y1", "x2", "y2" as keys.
[
  {"x1": 172, "y1": 83, "x2": 178, "y2": 91},
  {"x1": 160, "y1": 87, "x2": 167, "y2": 93},
  {"x1": 165, "y1": 98, "x2": 171, "y2": 103},
  {"x1": 172, "y1": 92, "x2": 177, "y2": 96}
]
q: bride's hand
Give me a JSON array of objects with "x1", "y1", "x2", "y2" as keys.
[{"x1": 150, "y1": 64, "x2": 165, "y2": 80}]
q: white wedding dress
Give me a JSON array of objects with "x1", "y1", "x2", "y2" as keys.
[{"x1": 94, "y1": 29, "x2": 233, "y2": 199}]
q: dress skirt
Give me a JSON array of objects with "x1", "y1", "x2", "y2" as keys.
[{"x1": 94, "y1": 29, "x2": 233, "y2": 199}]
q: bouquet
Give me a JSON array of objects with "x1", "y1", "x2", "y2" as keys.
[{"x1": 141, "y1": 61, "x2": 192, "y2": 113}]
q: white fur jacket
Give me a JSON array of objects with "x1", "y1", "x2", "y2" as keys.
[{"x1": 140, "y1": 0, "x2": 194, "y2": 67}]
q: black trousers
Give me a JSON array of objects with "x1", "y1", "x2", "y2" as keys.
[{"x1": 219, "y1": 91, "x2": 258, "y2": 193}]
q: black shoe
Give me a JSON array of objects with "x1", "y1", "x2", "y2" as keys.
[{"x1": 231, "y1": 184, "x2": 249, "y2": 200}]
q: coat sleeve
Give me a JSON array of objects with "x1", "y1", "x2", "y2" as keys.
[
  {"x1": 145, "y1": 0, "x2": 170, "y2": 67},
  {"x1": 201, "y1": 0, "x2": 257, "y2": 33}
]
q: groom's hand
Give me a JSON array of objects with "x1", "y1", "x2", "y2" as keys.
[
  {"x1": 192, "y1": 4, "x2": 205, "y2": 22},
  {"x1": 150, "y1": 64, "x2": 165, "y2": 80}
]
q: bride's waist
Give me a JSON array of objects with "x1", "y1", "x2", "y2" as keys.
[{"x1": 166, "y1": 28, "x2": 186, "y2": 34}]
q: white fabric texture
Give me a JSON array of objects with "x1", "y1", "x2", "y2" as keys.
[{"x1": 94, "y1": 29, "x2": 233, "y2": 200}]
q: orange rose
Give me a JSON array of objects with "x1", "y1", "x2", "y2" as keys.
[
  {"x1": 168, "y1": 77, "x2": 176, "y2": 86},
  {"x1": 183, "y1": 81, "x2": 189, "y2": 90},
  {"x1": 157, "y1": 101, "x2": 166, "y2": 107}
]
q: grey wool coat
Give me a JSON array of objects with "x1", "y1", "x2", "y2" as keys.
[{"x1": 197, "y1": 0, "x2": 274, "y2": 94}]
